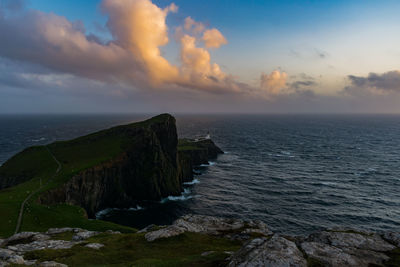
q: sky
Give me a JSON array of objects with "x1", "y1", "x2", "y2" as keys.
[{"x1": 1, "y1": 0, "x2": 400, "y2": 114}]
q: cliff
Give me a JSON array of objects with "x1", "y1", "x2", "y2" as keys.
[
  {"x1": 38, "y1": 114, "x2": 183, "y2": 217},
  {"x1": 0, "y1": 114, "x2": 223, "y2": 219},
  {"x1": 178, "y1": 138, "x2": 224, "y2": 182}
]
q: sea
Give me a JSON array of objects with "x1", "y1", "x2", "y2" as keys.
[{"x1": 1, "y1": 114, "x2": 399, "y2": 235}]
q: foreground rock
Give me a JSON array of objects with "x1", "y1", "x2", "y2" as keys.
[
  {"x1": 84, "y1": 243, "x2": 104, "y2": 250},
  {"x1": 0, "y1": 228, "x2": 106, "y2": 266},
  {"x1": 72, "y1": 230, "x2": 99, "y2": 241},
  {"x1": 8, "y1": 240, "x2": 79, "y2": 254},
  {"x1": 39, "y1": 261, "x2": 67, "y2": 267},
  {"x1": 1, "y1": 216, "x2": 399, "y2": 266},
  {"x1": 144, "y1": 214, "x2": 272, "y2": 242},
  {"x1": 229, "y1": 235, "x2": 307, "y2": 267},
  {"x1": 142, "y1": 215, "x2": 400, "y2": 267},
  {"x1": 383, "y1": 231, "x2": 400, "y2": 247},
  {"x1": 301, "y1": 241, "x2": 390, "y2": 266}
]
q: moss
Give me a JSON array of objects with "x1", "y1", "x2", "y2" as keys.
[
  {"x1": 307, "y1": 257, "x2": 325, "y2": 267},
  {"x1": 0, "y1": 169, "x2": 57, "y2": 237},
  {"x1": 178, "y1": 146, "x2": 204, "y2": 151},
  {"x1": 50, "y1": 231, "x2": 75, "y2": 241},
  {"x1": 24, "y1": 232, "x2": 241, "y2": 266},
  {"x1": 20, "y1": 203, "x2": 135, "y2": 234}
]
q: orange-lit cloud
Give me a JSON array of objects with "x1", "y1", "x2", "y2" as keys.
[
  {"x1": 102, "y1": 0, "x2": 179, "y2": 84},
  {"x1": 184, "y1": 16, "x2": 205, "y2": 35},
  {"x1": 202, "y1": 28, "x2": 227, "y2": 48},
  {"x1": 103, "y1": 0, "x2": 233, "y2": 91},
  {"x1": 260, "y1": 70, "x2": 288, "y2": 95},
  {"x1": 178, "y1": 34, "x2": 228, "y2": 90}
]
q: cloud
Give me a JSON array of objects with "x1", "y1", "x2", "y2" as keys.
[
  {"x1": 260, "y1": 70, "x2": 288, "y2": 95},
  {"x1": 288, "y1": 73, "x2": 317, "y2": 91},
  {"x1": 183, "y1": 16, "x2": 205, "y2": 35},
  {"x1": 344, "y1": 70, "x2": 400, "y2": 95},
  {"x1": 289, "y1": 47, "x2": 328, "y2": 60},
  {"x1": 180, "y1": 34, "x2": 223, "y2": 79},
  {"x1": 0, "y1": 9, "x2": 143, "y2": 84},
  {"x1": 314, "y1": 48, "x2": 328, "y2": 59},
  {"x1": 202, "y1": 28, "x2": 227, "y2": 48},
  {"x1": 289, "y1": 80, "x2": 317, "y2": 90},
  {"x1": 102, "y1": 0, "x2": 179, "y2": 85},
  {"x1": 0, "y1": 0, "x2": 26, "y2": 12},
  {"x1": 164, "y1": 2, "x2": 178, "y2": 13},
  {"x1": 0, "y1": 0, "x2": 241, "y2": 94}
]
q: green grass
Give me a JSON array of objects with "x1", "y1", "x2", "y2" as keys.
[
  {"x1": 50, "y1": 231, "x2": 75, "y2": 241},
  {"x1": 20, "y1": 203, "x2": 134, "y2": 234},
  {"x1": 177, "y1": 139, "x2": 206, "y2": 152},
  {"x1": 0, "y1": 147, "x2": 57, "y2": 237},
  {"x1": 306, "y1": 257, "x2": 325, "y2": 267},
  {"x1": 0, "y1": 135, "x2": 136, "y2": 237},
  {"x1": 178, "y1": 146, "x2": 204, "y2": 151},
  {"x1": 24, "y1": 232, "x2": 241, "y2": 266},
  {"x1": 0, "y1": 114, "x2": 174, "y2": 237}
]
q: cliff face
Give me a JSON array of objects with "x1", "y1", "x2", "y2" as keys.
[
  {"x1": 177, "y1": 139, "x2": 224, "y2": 182},
  {"x1": 38, "y1": 114, "x2": 182, "y2": 217}
]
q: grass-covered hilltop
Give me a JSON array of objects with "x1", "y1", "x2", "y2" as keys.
[
  {"x1": 1, "y1": 114, "x2": 400, "y2": 267},
  {"x1": 0, "y1": 114, "x2": 222, "y2": 237}
]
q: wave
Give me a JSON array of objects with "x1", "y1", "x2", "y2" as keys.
[
  {"x1": 95, "y1": 208, "x2": 113, "y2": 219},
  {"x1": 184, "y1": 178, "x2": 200, "y2": 185},
  {"x1": 31, "y1": 137, "x2": 46, "y2": 142},
  {"x1": 199, "y1": 161, "x2": 216, "y2": 167},
  {"x1": 95, "y1": 205, "x2": 144, "y2": 219},
  {"x1": 95, "y1": 208, "x2": 112, "y2": 219},
  {"x1": 128, "y1": 205, "x2": 144, "y2": 211},
  {"x1": 268, "y1": 152, "x2": 295, "y2": 158},
  {"x1": 160, "y1": 188, "x2": 193, "y2": 203}
]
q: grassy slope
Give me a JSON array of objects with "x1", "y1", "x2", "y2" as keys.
[
  {"x1": 0, "y1": 115, "x2": 173, "y2": 237},
  {"x1": 0, "y1": 147, "x2": 57, "y2": 237},
  {"x1": 177, "y1": 139, "x2": 204, "y2": 151},
  {"x1": 24, "y1": 232, "x2": 242, "y2": 267}
]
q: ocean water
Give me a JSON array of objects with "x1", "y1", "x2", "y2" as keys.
[{"x1": 1, "y1": 114, "x2": 399, "y2": 235}]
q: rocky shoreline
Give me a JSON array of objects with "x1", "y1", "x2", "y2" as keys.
[{"x1": 1, "y1": 214, "x2": 399, "y2": 266}]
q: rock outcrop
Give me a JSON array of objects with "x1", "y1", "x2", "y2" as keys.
[
  {"x1": 0, "y1": 228, "x2": 103, "y2": 266},
  {"x1": 1, "y1": 216, "x2": 399, "y2": 267},
  {"x1": 229, "y1": 236, "x2": 307, "y2": 267},
  {"x1": 144, "y1": 214, "x2": 271, "y2": 242},
  {"x1": 140, "y1": 215, "x2": 400, "y2": 267},
  {"x1": 177, "y1": 139, "x2": 224, "y2": 182}
]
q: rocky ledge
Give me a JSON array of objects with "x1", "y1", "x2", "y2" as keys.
[
  {"x1": 0, "y1": 228, "x2": 120, "y2": 266},
  {"x1": 178, "y1": 138, "x2": 224, "y2": 182},
  {"x1": 141, "y1": 215, "x2": 400, "y2": 267},
  {"x1": 1, "y1": 215, "x2": 399, "y2": 266}
]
